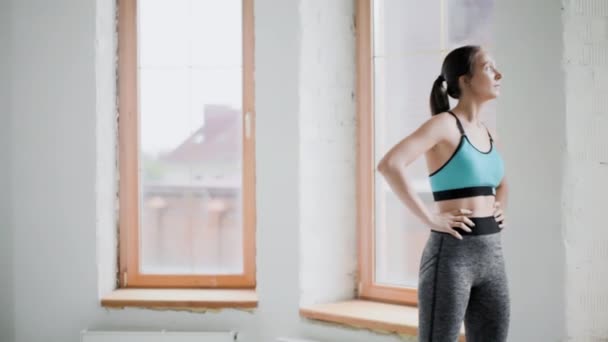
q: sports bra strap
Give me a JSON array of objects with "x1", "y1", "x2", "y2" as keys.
[
  {"x1": 447, "y1": 110, "x2": 465, "y2": 136},
  {"x1": 481, "y1": 123, "x2": 494, "y2": 143}
]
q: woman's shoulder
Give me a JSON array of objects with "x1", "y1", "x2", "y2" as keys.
[
  {"x1": 421, "y1": 112, "x2": 459, "y2": 133},
  {"x1": 413, "y1": 112, "x2": 461, "y2": 143},
  {"x1": 424, "y1": 112, "x2": 456, "y2": 126}
]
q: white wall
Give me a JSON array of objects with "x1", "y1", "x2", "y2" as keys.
[
  {"x1": 494, "y1": 0, "x2": 566, "y2": 341},
  {"x1": 562, "y1": 0, "x2": 608, "y2": 340},
  {"x1": 10, "y1": 1, "x2": 99, "y2": 341},
  {"x1": 298, "y1": 0, "x2": 358, "y2": 307},
  {"x1": 0, "y1": 0, "x2": 14, "y2": 341}
]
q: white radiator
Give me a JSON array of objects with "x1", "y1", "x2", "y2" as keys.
[
  {"x1": 81, "y1": 330, "x2": 237, "y2": 342},
  {"x1": 276, "y1": 338, "x2": 322, "y2": 342}
]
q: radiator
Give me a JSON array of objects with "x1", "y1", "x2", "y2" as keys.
[
  {"x1": 276, "y1": 338, "x2": 322, "y2": 342},
  {"x1": 81, "y1": 330, "x2": 237, "y2": 342}
]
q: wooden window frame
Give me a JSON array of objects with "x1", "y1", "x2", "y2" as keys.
[
  {"x1": 117, "y1": 0, "x2": 256, "y2": 289},
  {"x1": 356, "y1": 0, "x2": 418, "y2": 306}
]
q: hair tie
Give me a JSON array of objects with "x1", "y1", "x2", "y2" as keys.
[{"x1": 437, "y1": 75, "x2": 446, "y2": 82}]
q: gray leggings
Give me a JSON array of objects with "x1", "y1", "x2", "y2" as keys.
[{"x1": 417, "y1": 217, "x2": 510, "y2": 342}]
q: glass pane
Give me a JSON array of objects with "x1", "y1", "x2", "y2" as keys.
[
  {"x1": 373, "y1": 55, "x2": 438, "y2": 288},
  {"x1": 137, "y1": 0, "x2": 244, "y2": 275},
  {"x1": 372, "y1": 0, "x2": 496, "y2": 288}
]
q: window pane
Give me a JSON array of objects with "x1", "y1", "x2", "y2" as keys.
[
  {"x1": 372, "y1": 0, "x2": 496, "y2": 288},
  {"x1": 137, "y1": 0, "x2": 244, "y2": 275},
  {"x1": 373, "y1": 54, "x2": 437, "y2": 288}
]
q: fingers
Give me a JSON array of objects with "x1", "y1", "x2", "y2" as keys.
[
  {"x1": 494, "y1": 203, "x2": 506, "y2": 229},
  {"x1": 454, "y1": 221, "x2": 472, "y2": 233},
  {"x1": 448, "y1": 228, "x2": 463, "y2": 240},
  {"x1": 494, "y1": 211, "x2": 506, "y2": 229},
  {"x1": 442, "y1": 210, "x2": 475, "y2": 238},
  {"x1": 497, "y1": 217, "x2": 506, "y2": 229},
  {"x1": 442, "y1": 205, "x2": 506, "y2": 237},
  {"x1": 454, "y1": 215, "x2": 476, "y2": 227}
]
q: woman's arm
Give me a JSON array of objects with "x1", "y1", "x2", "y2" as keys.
[
  {"x1": 487, "y1": 125, "x2": 508, "y2": 227},
  {"x1": 495, "y1": 177, "x2": 509, "y2": 210},
  {"x1": 377, "y1": 113, "x2": 474, "y2": 239}
]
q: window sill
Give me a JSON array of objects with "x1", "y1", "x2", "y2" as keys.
[
  {"x1": 300, "y1": 299, "x2": 464, "y2": 341},
  {"x1": 101, "y1": 289, "x2": 258, "y2": 311}
]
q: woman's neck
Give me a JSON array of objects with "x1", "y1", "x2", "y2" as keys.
[{"x1": 452, "y1": 97, "x2": 486, "y2": 125}]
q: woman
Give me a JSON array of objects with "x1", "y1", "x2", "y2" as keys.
[{"x1": 377, "y1": 45, "x2": 510, "y2": 342}]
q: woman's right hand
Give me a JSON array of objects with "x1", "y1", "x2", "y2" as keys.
[{"x1": 428, "y1": 209, "x2": 475, "y2": 240}]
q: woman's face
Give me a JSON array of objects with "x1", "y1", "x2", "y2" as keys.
[{"x1": 463, "y1": 50, "x2": 502, "y2": 101}]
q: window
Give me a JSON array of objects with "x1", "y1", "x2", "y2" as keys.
[
  {"x1": 357, "y1": 0, "x2": 496, "y2": 305},
  {"x1": 118, "y1": 0, "x2": 255, "y2": 288}
]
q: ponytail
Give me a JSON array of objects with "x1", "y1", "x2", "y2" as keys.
[
  {"x1": 430, "y1": 75, "x2": 450, "y2": 115},
  {"x1": 429, "y1": 45, "x2": 481, "y2": 116}
]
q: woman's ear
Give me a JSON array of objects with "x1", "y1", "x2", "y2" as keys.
[{"x1": 458, "y1": 74, "x2": 470, "y2": 89}]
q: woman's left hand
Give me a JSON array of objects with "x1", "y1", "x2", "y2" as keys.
[{"x1": 494, "y1": 201, "x2": 506, "y2": 229}]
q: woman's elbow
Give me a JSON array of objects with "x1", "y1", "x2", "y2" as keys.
[{"x1": 377, "y1": 157, "x2": 397, "y2": 174}]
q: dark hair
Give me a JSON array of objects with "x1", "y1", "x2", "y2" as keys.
[{"x1": 429, "y1": 45, "x2": 481, "y2": 115}]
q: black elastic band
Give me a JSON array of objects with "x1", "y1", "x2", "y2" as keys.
[
  {"x1": 482, "y1": 123, "x2": 494, "y2": 143},
  {"x1": 433, "y1": 186, "x2": 495, "y2": 201},
  {"x1": 432, "y1": 216, "x2": 502, "y2": 236},
  {"x1": 447, "y1": 110, "x2": 465, "y2": 135}
]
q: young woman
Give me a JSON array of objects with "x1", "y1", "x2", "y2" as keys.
[{"x1": 377, "y1": 46, "x2": 510, "y2": 342}]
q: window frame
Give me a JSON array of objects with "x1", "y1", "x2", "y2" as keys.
[
  {"x1": 356, "y1": 0, "x2": 418, "y2": 306},
  {"x1": 117, "y1": 0, "x2": 256, "y2": 289}
]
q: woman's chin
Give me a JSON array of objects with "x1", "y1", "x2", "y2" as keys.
[{"x1": 487, "y1": 90, "x2": 499, "y2": 100}]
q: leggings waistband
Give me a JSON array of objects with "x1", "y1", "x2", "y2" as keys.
[{"x1": 433, "y1": 216, "x2": 501, "y2": 236}]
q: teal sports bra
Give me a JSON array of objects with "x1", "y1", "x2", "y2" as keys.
[{"x1": 429, "y1": 111, "x2": 504, "y2": 201}]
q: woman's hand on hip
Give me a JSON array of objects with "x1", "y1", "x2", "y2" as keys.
[
  {"x1": 494, "y1": 201, "x2": 506, "y2": 229},
  {"x1": 428, "y1": 209, "x2": 475, "y2": 240}
]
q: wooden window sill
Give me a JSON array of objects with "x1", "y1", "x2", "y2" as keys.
[
  {"x1": 300, "y1": 299, "x2": 465, "y2": 341},
  {"x1": 101, "y1": 289, "x2": 258, "y2": 310}
]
